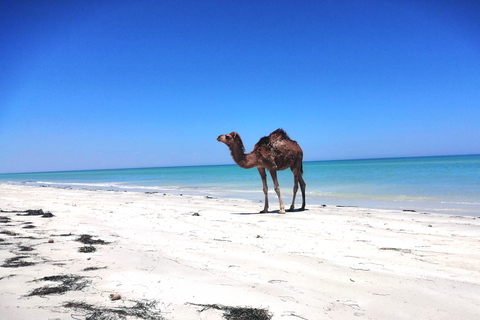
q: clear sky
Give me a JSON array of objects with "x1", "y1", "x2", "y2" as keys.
[{"x1": 1, "y1": 0, "x2": 479, "y2": 173}]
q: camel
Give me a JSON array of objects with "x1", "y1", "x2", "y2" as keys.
[{"x1": 217, "y1": 129, "x2": 306, "y2": 214}]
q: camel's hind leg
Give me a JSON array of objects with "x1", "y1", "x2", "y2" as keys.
[
  {"x1": 289, "y1": 166, "x2": 306, "y2": 212},
  {"x1": 288, "y1": 172, "x2": 299, "y2": 212},
  {"x1": 258, "y1": 168, "x2": 269, "y2": 213},
  {"x1": 298, "y1": 174, "x2": 306, "y2": 211},
  {"x1": 269, "y1": 170, "x2": 285, "y2": 214}
]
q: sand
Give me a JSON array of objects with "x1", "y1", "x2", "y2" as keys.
[{"x1": 0, "y1": 183, "x2": 479, "y2": 319}]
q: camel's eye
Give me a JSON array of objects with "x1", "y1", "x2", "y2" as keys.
[{"x1": 226, "y1": 135, "x2": 231, "y2": 140}]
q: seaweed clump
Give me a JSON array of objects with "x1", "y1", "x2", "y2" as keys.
[
  {"x1": 14, "y1": 209, "x2": 54, "y2": 218},
  {"x1": 76, "y1": 234, "x2": 109, "y2": 245},
  {"x1": 64, "y1": 299, "x2": 165, "y2": 320},
  {"x1": 2, "y1": 255, "x2": 36, "y2": 268},
  {"x1": 188, "y1": 303, "x2": 273, "y2": 320},
  {"x1": 79, "y1": 246, "x2": 96, "y2": 253},
  {"x1": 76, "y1": 234, "x2": 109, "y2": 253},
  {"x1": 27, "y1": 274, "x2": 90, "y2": 296},
  {"x1": 0, "y1": 216, "x2": 11, "y2": 223}
]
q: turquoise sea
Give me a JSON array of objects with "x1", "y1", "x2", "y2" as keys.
[{"x1": 1, "y1": 155, "x2": 479, "y2": 216}]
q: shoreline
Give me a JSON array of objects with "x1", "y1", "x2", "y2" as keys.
[
  {"x1": 3, "y1": 180, "x2": 479, "y2": 217},
  {"x1": 1, "y1": 154, "x2": 479, "y2": 217},
  {"x1": 1, "y1": 184, "x2": 479, "y2": 319}
]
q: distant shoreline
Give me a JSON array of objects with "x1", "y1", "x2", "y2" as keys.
[{"x1": 1, "y1": 154, "x2": 479, "y2": 217}]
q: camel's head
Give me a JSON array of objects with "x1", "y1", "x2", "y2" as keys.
[{"x1": 217, "y1": 132, "x2": 239, "y2": 146}]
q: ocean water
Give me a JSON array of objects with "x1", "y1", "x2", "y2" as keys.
[{"x1": 1, "y1": 155, "x2": 479, "y2": 216}]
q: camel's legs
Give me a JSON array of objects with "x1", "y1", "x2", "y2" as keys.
[
  {"x1": 288, "y1": 168, "x2": 306, "y2": 211},
  {"x1": 299, "y1": 174, "x2": 306, "y2": 210},
  {"x1": 258, "y1": 168, "x2": 269, "y2": 213},
  {"x1": 288, "y1": 171, "x2": 300, "y2": 212},
  {"x1": 269, "y1": 170, "x2": 285, "y2": 214}
]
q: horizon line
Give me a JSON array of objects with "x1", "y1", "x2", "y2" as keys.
[{"x1": 1, "y1": 153, "x2": 479, "y2": 176}]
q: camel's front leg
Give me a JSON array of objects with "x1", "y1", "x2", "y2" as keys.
[
  {"x1": 269, "y1": 170, "x2": 285, "y2": 214},
  {"x1": 258, "y1": 168, "x2": 269, "y2": 213}
]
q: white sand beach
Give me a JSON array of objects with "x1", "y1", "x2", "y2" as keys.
[{"x1": 0, "y1": 183, "x2": 479, "y2": 319}]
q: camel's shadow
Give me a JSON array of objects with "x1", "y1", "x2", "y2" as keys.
[{"x1": 231, "y1": 208, "x2": 308, "y2": 215}]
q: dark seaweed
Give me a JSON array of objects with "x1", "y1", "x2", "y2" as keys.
[
  {"x1": 76, "y1": 234, "x2": 109, "y2": 245},
  {"x1": 0, "y1": 216, "x2": 11, "y2": 223},
  {"x1": 79, "y1": 246, "x2": 96, "y2": 253},
  {"x1": 2, "y1": 255, "x2": 36, "y2": 268},
  {"x1": 82, "y1": 266, "x2": 107, "y2": 272},
  {"x1": 64, "y1": 299, "x2": 165, "y2": 320},
  {"x1": 188, "y1": 303, "x2": 273, "y2": 320},
  {"x1": 27, "y1": 274, "x2": 90, "y2": 296}
]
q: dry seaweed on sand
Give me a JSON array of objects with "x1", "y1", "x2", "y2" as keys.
[
  {"x1": 76, "y1": 234, "x2": 110, "y2": 245},
  {"x1": 1, "y1": 230, "x2": 18, "y2": 236},
  {"x1": 187, "y1": 303, "x2": 273, "y2": 320},
  {"x1": 79, "y1": 245, "x2": 97, "y2": 253},
  {"x1": 82, "y1": 266, "x2": 107, "y2": 272},
  {"x1": 0, "y1": 274, "x2": 16, "y2": 281},
  {"x1": 8, "y1": 209, "x2": 55, "y2": 218},
  {"x1": 26, "y1": 274, "x2": 91, "y2": 296},
  {"x1": 0, "y1": 216, "x2": 11, "y2": 223},
  {"x1": 64, "y1": 299, "x2": 165, "y2": 320},
  {"x1": 2, "y1": 255, "x2": 36, "y2": 268},
  {"x1": 18, "y1": 245, "x2": 35, "y2": 251}
]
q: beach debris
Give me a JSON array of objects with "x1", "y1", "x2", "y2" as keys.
[
  {"x1": 76, "y1": 234, "x2": 110, "y2": 245},
  {"x1": 79, "y1": 245, "x2": 96, "y2": 253},
  {"x1": 64, "y1": 299, "x2": 165, "y2": 320},
  {"x1": 41, "y1": 212, "x2": 55, "y2": 218},
  {"x1": 379, "y1": 247, "x2": 412, "y2": 253},
  {"x1": 82, "y1": 266, "x2": 107, "y2": 272},
  {"x1": 0, "y1": 216, "x2": 11, "y2": 223},
  {"x1": 27, "y1": 274, "x2": 90, "y2": 296},
  {"x1": 76, "y1": 234, "x2": 110, "y2": 253},
  {"x1": 403, "y1": 209, "x2": 416, "y2": 212},
  {"x1": 18, "y1": 245, "x2": 34, "y2": 252},
  {"x1": 2, "y1": 255, "x2": 36, "y2": 268},
  {"x1": 187, "y1": 302, "x2": 273, "y2": 320},
  {"x1": 3, "y1": 208, "x2": 55, "y2": 218},
  {"x1": 192, "y1": 212, "x2": 200, "y2": 216},
  {"x1": 56, "y1": 232, "x2": 74, "y2": 237},
  {"x1": 0, "y1": 274, "x2": 16, "y2": 281},
  {"x1": 48, "y1": 239, "x2": 54, "y2": 243},
  {"x1": 6, "y1": 209, "x2": 55, "y2": 218},
  {"x1": 1, "y1": 230, "x2": 17, "y2": 236},
  {"x1": 110, "y1": 293, "x2": 122, "y2": 301},
  {"x1": 281, "y1": 311, "x2": 309, "y2": 320}
]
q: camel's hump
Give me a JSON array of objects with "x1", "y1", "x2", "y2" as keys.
[{"x1": 255, "y1": 129, "x2": 293, "y2": 148}]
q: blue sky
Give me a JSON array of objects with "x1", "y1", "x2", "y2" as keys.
[{"x1": 1, "y1": 0, "x2": 479, "y2": 173}]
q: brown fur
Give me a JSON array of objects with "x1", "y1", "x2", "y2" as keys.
[{"x1": 217, "y1": 129, "x2": 306, "y2": 213}]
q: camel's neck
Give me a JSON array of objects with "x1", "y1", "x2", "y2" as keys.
[{"x1": 229, "y1": 143, "x2": 257, "y2": 169}]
